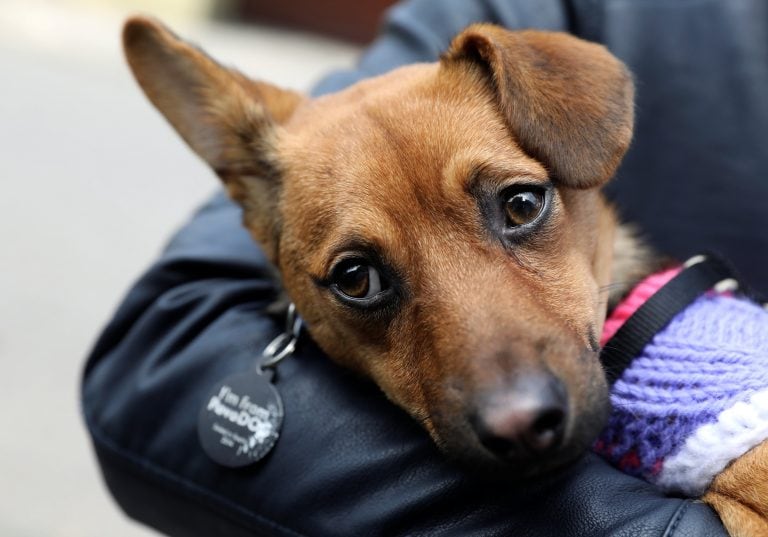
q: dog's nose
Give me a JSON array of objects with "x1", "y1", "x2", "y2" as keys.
[{"x1": 472, "y1": 373, "x2": 567, "y2": 458}]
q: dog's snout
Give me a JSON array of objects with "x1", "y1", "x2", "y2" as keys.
[{"x1": 473, "y1": 373, "x2": 568, "y2": 458}]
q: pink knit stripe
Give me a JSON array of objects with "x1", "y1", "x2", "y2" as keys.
[{"x1": 600, "y1": 267, "x2": 682, "y2": 347}]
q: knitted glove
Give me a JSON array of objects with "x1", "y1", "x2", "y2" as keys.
[{"x1": 595, "y1": 275, "x2": 768, "y2": 496}]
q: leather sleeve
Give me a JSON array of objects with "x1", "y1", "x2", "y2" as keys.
[{"x1": 82, "y1": 194, "x2": 727, "y2": 537}]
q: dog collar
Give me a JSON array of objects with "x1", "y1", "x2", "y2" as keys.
[{"x1": 599, "y1": 255, "x2": 740, "y2": 385}]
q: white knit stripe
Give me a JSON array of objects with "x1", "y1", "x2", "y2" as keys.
[{"x1": 656, "y1": 387, "x2": 768, "y2": 496}]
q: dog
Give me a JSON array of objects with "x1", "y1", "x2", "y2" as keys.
[{"x1": 122, "y1": 17, "x2": 768, "y2": 536}]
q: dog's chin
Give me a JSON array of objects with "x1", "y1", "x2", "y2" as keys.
[
  {"x1": 439, "y1": 439, "x2": 590, "y2": 484},
  {"x1": 430, "y1": 411, "x2": 608, "y2": 483}
]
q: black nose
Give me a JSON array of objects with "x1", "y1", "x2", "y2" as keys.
[{"x1": 472, "y1": 373, "x2": 567, "y2": 458}]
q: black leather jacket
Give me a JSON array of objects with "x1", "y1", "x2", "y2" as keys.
[{"x1": 83, "y1": 0, "x2": 768, "y2": 535}]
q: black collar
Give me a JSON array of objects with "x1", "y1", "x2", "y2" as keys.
[{"x1": 600, "y1": 255, "x2": 741, "y2": 385}]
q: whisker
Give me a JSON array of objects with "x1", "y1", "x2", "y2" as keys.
[{"x1": 598, "y1": 281, "x2": 631, "y2": 293}]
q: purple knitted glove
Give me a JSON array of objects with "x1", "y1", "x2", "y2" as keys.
[{"x1": 594, "y1": 293, "x2": 768, "y2": 496}]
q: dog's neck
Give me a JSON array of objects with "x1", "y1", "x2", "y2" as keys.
[{"x1": 607, "y1": 222, "x2": 664, "y2": 311}]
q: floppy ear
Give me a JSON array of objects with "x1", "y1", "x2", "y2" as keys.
[
  {"x1": 122, "y1": 16, "x2": 304, "y2": 259},
  {"x1": 444, "y1": 24, "x2": 634, "y2": 189}
]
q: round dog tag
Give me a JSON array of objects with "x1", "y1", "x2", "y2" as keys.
[{"x1": 198, "y1": 370, "x2": 283, "y2": 467}]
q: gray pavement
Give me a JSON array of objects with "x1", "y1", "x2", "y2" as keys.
[{"x1": 0, "y1": 2, "x2": 359, "y2": 535}]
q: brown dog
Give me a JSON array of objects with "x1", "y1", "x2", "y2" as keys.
[{"x1": 123, "y1": 17, "x2": 768, "y2": 536}]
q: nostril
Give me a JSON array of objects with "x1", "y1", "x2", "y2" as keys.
[
  {"x1": 533, "y1": 408, "x2": 565, "y2": 435},
  {"x1": 473, "y1": 373, "x2": 568, "y2": 458},
  {"x1": 477, "y1": 430, "x2": 520, "y2": 458},
  {"x1": 527, "y1": 407, "x2": 565, "y2": 451}
]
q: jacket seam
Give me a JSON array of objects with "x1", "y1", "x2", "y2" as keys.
[{"x1": 661, "y1": 500, "x2": 692, "y2": 537}]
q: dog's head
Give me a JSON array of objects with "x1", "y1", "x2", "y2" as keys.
[{"x1": 124, "y1": 18, "x2": 633, "y2": 476}]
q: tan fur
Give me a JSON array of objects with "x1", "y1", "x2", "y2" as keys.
[
  {"x1": 703, "y1": 440, "x2": 768, "y2": 536},
  {"x1": 124, "y1": 16, "x2": 768, "y2": 532},
  {"x1": 607, "y1": 223, "x2": 661, "y2": 308}
]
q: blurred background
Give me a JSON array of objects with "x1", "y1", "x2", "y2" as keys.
[{"x1": 0, "y1": 0, "x2": 392, "y2": 534}]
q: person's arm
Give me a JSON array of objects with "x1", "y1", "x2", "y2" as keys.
[
  {"x1": 312, "y1": 0, "x2": 571, "y2": 96},
  {"x1": 83, "y1": 1, "x2": 728, "y2": 535}
]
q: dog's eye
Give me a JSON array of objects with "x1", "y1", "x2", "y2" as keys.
[
  {"x1": 331, "y1": 259, "x2": 384, "y2": 300},
  {"x1": 504, "y1": 189, "x2": 545, "y2": 227}
]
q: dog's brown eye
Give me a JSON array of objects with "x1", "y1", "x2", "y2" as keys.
[
  {"x1": 505, "y1": 190, "x2": 544, "y2": 227},
  {"x1": 331, "y1": 260, "x2": 383, "y2": 300}
]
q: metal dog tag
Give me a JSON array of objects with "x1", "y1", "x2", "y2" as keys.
[
  {"x1": 198, "y1": 369, "x2": 283, "y2": 467},
  {"x1": 198, "y1": 304, "x2": 302, "y2": 468}
]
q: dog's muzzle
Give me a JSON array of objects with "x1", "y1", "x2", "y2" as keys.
[{"x1": 470, "y1": 372, "x2": 568, "y2": 460}]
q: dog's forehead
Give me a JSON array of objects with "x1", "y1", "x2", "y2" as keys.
[
  {"x1": 276, "y1": 63, "x2": 544, "y2": 261},
  {"x1": 287, "y1": 64, "x2": 518, "y2": 161}
]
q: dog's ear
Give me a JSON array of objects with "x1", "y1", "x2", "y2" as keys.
[
  {"x1": 444, "y1": 24, "x2": 634, "y2": 189},
  {"x1": 122, "y1": 16, "x2": 304, "y2": 259}
]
